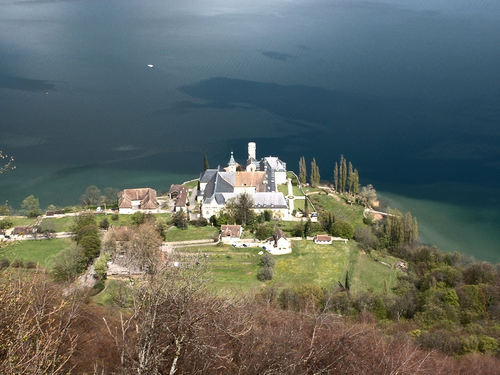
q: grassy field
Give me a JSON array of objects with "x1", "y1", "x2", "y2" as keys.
[
  {"x1": 351, "y1": 250, "x2": 401, "y2": 293},
  {"x1": 272, "y1": 240, "x2": 352, "y2": 289},
  {"x1": 1, "y1": 238, "x2": 72, "y2": 269},
  {"x1": 175, "y1": 240, "x2": 398, "y2": 294},
  {"x1": 165, "y1": 225, "x2": 219, "y2": 242},
  {"x1": 278, "y1": 184, "x2": 289, "y2": 196},
  {"x1": 183, "y1": 179, "x2": 199, "y2": 189},
  {"x1": 310, "y1": 194, "x2": 365, "y2": 227},
  {"x1": 0, "y1": 216, "x2": 38, "y2": 227},
  {"x1": 92, "y1": 279, "x2": 131, "y2": 306},
  {"x1": 38, "y1": 213, "x2": 172, "y2": 232}
]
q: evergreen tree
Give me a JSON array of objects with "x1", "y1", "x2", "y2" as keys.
[
  {"x1": 348, "y1": 162, "x2": 354, "y2": 193},
  {"x1": 303, "y1": 219, "x2": 311, "y2": 238},
  {"x1": 299, "y1": 157, "x2": 307, "y2": 184},
  {"x1": 315, "y1": 160, "x2": 320, "y2": 186},
  {"x1": 413, "y1": 217, "x2": 419, "y2": 244},
  {"x1": 203, "y1": 153, "x2": 209, "y2": 171},
  {"x1": 340, "y1": 155, "x2": 347, "y2": 192},
  {"x1": 310, "y1": 158, "x2": 317, "y2": 186},
  {"x1": 304, "y1": 198, "x2": 310, "y2": 217},
  {"x1": 353, "y1": 169, "x2": 360, "y2": 194},
  {"x1": 333, "y1": 162, "x2": 339, "y2": 191}
]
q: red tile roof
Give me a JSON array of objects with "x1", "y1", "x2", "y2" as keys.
[{"x1": 118, "y1": 188, "x2": 159, "y2": 210}]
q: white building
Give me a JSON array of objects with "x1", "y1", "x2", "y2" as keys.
[
  {"x1": 197, "y1": 142, "x2": 290, "y2": 220},
  {"x1": 264, "y1": 229, "x2": 292, "y2": 255},
  {"x1": 118, "y1": 188, "x2": 160, "y2": 214}
]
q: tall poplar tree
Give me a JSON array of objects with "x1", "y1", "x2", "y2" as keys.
[
  {"x1": 333, "y1": 162, "x2": 339, "y2": 191},
  {"x1": 299, "y1": 157, "x2": 307, "y2": 184},
  {"x1": 340, "y1": 155, "x2": 347, "y2": 192},
  {"x1": 203, "y1": 153, "x2": 209, "y2": 171},
  {"x1": 310, "y1": 158, "x2": 320, "y2": 187},
  {"x1": 353, "y1": 169, "x2": 360, "y2": 194},
  {"x1": 348, "y1": 161, "x2": 354, "y2": 193}
]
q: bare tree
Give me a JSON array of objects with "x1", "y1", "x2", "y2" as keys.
[
  {"x1": 0, "y1": 150, "x2": 14, "y2": 174},
  {"x1": 0, "y1": 269, "x2": 79, "y2": 374}
]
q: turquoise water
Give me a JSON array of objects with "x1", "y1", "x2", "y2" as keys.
[{"x1": 0, "y1": 0, "x2": 499, "y2": 260}]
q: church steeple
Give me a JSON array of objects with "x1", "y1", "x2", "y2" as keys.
[{"x1": 228, "y1": 151, "x2": 236, "y2": 166}]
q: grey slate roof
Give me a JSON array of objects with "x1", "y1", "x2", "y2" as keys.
[{"x1": 200, "y1": 169, "x2": 218, "y2": 183}]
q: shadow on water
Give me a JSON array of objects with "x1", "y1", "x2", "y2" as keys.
[
  {"x1": 261, "y1": 51, "x2": 294, "y2": 61},
  {"x1": 0, "y1": 75, "x2": 55, "y2": 92}
]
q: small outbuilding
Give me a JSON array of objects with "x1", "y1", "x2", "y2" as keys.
[
  {"x1": 264, "y1": 228, "x2": 291, "y2": 255},
  {"x1": 169, "y1": 185, "x2": 188, "y2": 212},
  {"x1": 220, "y1": 225, "x2": 243, "y2": 243},
  {"x1": 314, "y1": 234, "x2": 333, "y2": 245}
]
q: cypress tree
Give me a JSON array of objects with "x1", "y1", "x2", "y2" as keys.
[
  {"x1": 310, "y1": 158, "x2": 317, "y2": 187},
  {"x1": 304, "y1": 198, "x2": 310, "y2": 217},
  {"x1": 203, "y1": 153, "x2": 210, "y2": 171},
  {"x1": 334, "y1": 162, "x2": 339, "y2": 191},
  {"x1": 412, "y1": 217, "x2": 419, "y2": 244},
  {"x1": 299, "y1": 157, "x2": 307, "y2": 184},
  {"x1": 348, "y1": 161, "x2": 354, "y2": 193},
  {"x1": 353, "y1": 169, "x2": 359, "y2": 194},
  {"x1": 340, "y1": 155, "x2": 347, "y2": 192}
]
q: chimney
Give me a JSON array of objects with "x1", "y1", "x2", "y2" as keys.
[{"x1": 248, "y1": 142, "x2": 256, "y2": 160}]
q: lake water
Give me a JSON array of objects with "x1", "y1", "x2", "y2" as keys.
[{"x1": 1, "y1": 0, "x2": 499, "y2": 261}]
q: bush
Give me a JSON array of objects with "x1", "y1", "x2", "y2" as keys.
[
  {"x1": 0, "y1": 219, "x2": 13, "y2": 229},
  {"x1": 257, "y1": 266, "x2": 274, "y2": 281},
  {"x1": 331, "y1": 220, "x2": 354, "y2": 239},
  {"x1": 172, "y1": 210, "x2": 188, "y2": 229},
  {"x1": 260, "y1": 253, "x2": 275, "y2": 268},
  {"x1": 354, "y1": 226, "x2": 378, "y2": 249},
  {"x1": 478, "y1": 335, "x2": 499, "y2": 353},
  {"x1": 11, "y1": 259, "x2": 24, "y2": 268},
  {"x1": 255, "y1": 224, "x2": 273, "y2": 241},
  {"x1": 111, "y1": 213, "x2": 119, "y2": 221},
  {"x1": 0, "y1": 258, "x2": 10, "y2": 269},
  {"x1": 190, "y1": 218, "x2": 208, "y2": 227},
  {"x1": 131, "y1": 212, "x2": 146, "y2": 226},
  {"x1": 94, "y1": 253, "x2": 109, "y2": 281},
  {"x1": 99, "y1": 218, "x2": 109, "y2": 230},
  {"x1": 52, "y1": 245, "x2": 87, "y2": 281}
]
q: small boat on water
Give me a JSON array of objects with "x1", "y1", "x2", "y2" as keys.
[{"x1": 147, "y1": 64, "x2": 154, "y2": 68}]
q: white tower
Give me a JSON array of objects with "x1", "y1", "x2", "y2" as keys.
[{"x1": 248, "y1": 142, "x2": 256, "y2": 160}]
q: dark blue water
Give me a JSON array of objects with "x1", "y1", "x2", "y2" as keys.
[{"x1": 0, "y1": 0, "x2": 499, "y2": 260}]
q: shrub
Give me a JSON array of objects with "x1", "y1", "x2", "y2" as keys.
[
  {"x1": 52, "y1": 245, "x2": 87, "y2": 281},
  {"x1": 94, "y1": 253, "x2": 109, "y2": 281},
  {"x1": 99, "y1": 218, "x2": 109, "y2": 230},
  {"x1": 111, "y1": 213, "x2": 119, "y2": 221},
  {"x1": 354, "y1": 226, "x2": 378, "y2": 249},
  {"x1": 260, "y1": 253, "x2": 275, "y2": 268},
  {"x1": 11, "y1": 259, "x2": 24, "y2": 268},
  {"x1": 255, "y1": 224, "x2": 273, "y2": 241},
  {"x1": 478, "y1": 335, "x2": 499, "y2": 353},
  {"x1": 0, "y1": 219, "x2": 13, "y2": 229},
  {"x1": 25, "y1": 261, "x2": 36, "y2": 269},
  {"x1": 331, "y1": 220, "x2": 354, "y2": 239},
  {"x1": 257, "y1": 266, "x2": 274, "y2": 281},
  {"x1": 172, "y1": 210, "x2": 188, "y2": 229},
  {"x1": 278, "y1": 288, "x2": 299, "y2": 310},
  {"x1": 131, "y1": 212, "x2": 146, "y2": 226},
  {"x1": 0, "y1": 258, "x2": 10, "y2": 269},
  {"x1": 190, "y1": 218, "x2": 208, "y2": 227}
]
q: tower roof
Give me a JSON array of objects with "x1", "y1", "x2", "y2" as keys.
[{"x1": 228, "y1": 151, "x2": 236, "y2": 165}]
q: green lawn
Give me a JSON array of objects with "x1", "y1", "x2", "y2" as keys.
[
  {"x1": 183, "y1": 179, "x2": 199, "y2": 189},
  {"x1": 165, "y1": 225, "x2": 218, "y2": 242},
  {"x1": 351, "y1": 250, "x2": 401, "y2": 293},
  {"x1": 101, "y1": 213, "x2": 171, "y2": 227},
  {"x1": 92, "y1": 279, "x2": 131, "y2": 306},
  {"x1": 40, "y1": 216, "x2": 75, "y2": 232},
  {"x1": 293, "y1": 198, "x2": 305, "y2": 211},
  {"x1": 1, "y1": 216, "x2": 38, "y2": 227},
  {"x1": 176, "y1": 240, "x2": 365, "y2": 292},
  {"x1": 278, "y1": 184, "x2": 289, "y2": 195},
  {"x1": 272, "y1": 240, "x2": 352, "y2": 289},
  {"x1": 1, "y1": 238, "x2": 72, "y2": 269},
  {"x1": 310, "y1": 194, "x2": 365, "y2": 227}
]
